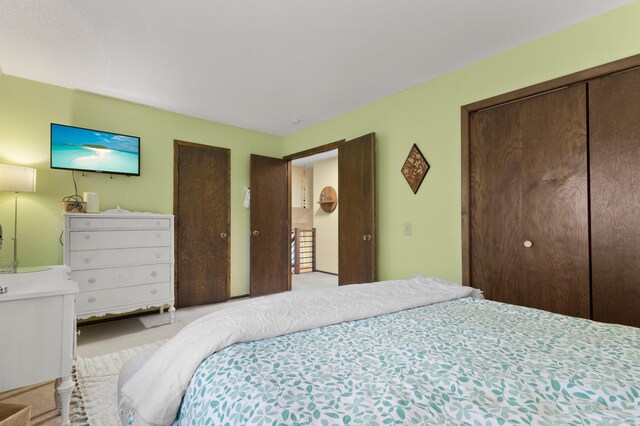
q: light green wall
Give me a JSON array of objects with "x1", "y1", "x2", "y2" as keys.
[
  {"x1": 0, "y1": 74, "x2": 280, "y2": 296},
  {"x1": 282, "y1": 1, "x2": 640, "y2": 283}
]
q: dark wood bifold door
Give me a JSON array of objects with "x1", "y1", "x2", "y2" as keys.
[
  {"x1": 469, "y1": 85, "x2": 590, "y2": 318},
  {"x1": 338, "y1": 133, "x2": 377, "y2": 285},
  {"x1": 250, "y1": 154, "x2": 291, "y2": 296},
  {"x1": 590, "y1": 67, "x2": 640, "y2": 328},
  {"x1": 174, "y1": 141, "x2": 230, "y2": 308}
]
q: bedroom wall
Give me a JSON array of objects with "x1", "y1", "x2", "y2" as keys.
[
  {"x1": 0, "y1": 75, "x2": 280, "y2": 296},
  {"x1": 291, "y1": 165, "x2": 313, "y2": 231},
  {"x1": 313, "y1": 157, "x2": 338, "y2": 274},
  {"x1": 281, "y1": 1, "x2": 640, "y2": 283}
]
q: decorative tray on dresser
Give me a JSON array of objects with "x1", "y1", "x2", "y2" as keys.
[{"x1": 63, "y1": 213, "x2": 175, "y2": 322}]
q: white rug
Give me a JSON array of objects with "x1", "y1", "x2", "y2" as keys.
[{"x1": 73, "y1": 340, "x2": 167, "y2": 426}]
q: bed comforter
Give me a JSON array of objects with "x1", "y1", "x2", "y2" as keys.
[
  {"x1": 120, "y1": 276, "x2": 480, "y2": 425},
  {"x1": 174, "y1": 298, "x2": 640, "y2": 425}
]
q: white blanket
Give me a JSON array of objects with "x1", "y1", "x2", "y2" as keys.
[{"x1": 119, "y1": 276, "x2": 480, "y2": 425}]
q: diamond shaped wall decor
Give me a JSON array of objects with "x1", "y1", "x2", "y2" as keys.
[{"x1": 401, "y1": 143, "x2": 430, "y2": 194}]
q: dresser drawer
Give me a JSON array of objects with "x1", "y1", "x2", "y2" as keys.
[
  {"x1": 69, "y1": 230, "x2": 172, "y2": 251},
  {"x1": 68, "y1": 247, "x2": 173, "y2": 269},
  {"x1": 76, "y1": 283, "x2": 173, "y2": 315},
  {"x1": 69, "y1": 217, "x2": 172, "y2": 230},
  {"x1": 71, "y1": 264, "x2": 171, "y2": 292}
]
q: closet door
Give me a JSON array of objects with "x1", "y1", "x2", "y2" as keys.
[
  {"x1": 175, "y1": 141, "x2": 230, "y2": 307},
  {"x1": 590, "y1": 67, "x2": 640, "y2": 328},
  {"x1": 470, "y1": 84, "x2": 590, "y2": 318}
]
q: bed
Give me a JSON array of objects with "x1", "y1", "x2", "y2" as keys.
[{"x1": 119, "y1": 276, "x2": 640, "y2": 425}]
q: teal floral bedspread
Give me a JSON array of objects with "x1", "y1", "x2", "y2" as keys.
[{"x1": 174, "y1": 298, "x2": 640, "y2": 425}]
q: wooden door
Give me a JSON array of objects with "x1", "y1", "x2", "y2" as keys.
[
  {"x1": 338, "y1": 133, "x2": 376, "y2": 285},
  {"x1": 470, "y1": 85, "x2": 590, "y2": 318},
  {"x1": 250, "y1": 154, "x2": 290, "y2": 296},
  {"x1": 174, "y1": 141, "x2": 230, "y2": 307},
  {"x1": 590, "y1": 67, "x2": 640, "y2": 328}
]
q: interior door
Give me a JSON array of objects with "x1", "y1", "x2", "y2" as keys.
[
  {"x1": 470, "y1": 84, "x2": 590, "y2": 318},
  {"x1": 338, "y1": 133, "x2": 377, "y2": 285},
  {"x1": 174, "y1": 141, "x2": 230, "y2": 307},
  {"x1": 250, "y1": 154, "x2": 291, "y2": 296},
  {"x1": 590, "y1": 67, "x2": 640, "y2": 328}
]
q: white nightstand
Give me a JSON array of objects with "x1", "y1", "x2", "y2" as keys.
[{"x1": 0, "y1": 266, "x2": 78, "y2": 426}]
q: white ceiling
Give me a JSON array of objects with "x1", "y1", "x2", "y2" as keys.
[{"x1": 0, "y1": 0, "x2": 630, "y2": 136}]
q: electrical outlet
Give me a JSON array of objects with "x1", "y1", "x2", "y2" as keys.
[{"x1": 404, "y1": 222, "x2": 413, "y2": 236}]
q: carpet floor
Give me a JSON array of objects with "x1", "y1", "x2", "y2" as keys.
[{"x1": 291, "y1": 271, "x2": 338, "y2": 290}]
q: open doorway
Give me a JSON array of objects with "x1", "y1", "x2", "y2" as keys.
[
  {"x1": 250, "y1": 133, "x2": 375, "y2": 297},
  {"x1": 290, "y1": 149, "x2": 339, "y2": 291}
]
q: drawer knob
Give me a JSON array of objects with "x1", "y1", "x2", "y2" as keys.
[
  {"x1": 155, "y1": 253, "x2": 161, "y2": 259},
  {"x1": 84, "y1": 235, "x2": 90, "y2": 240},
  {"x1": 151, "y1": 289, "x2": 158, "y2": 295},
  {"x1": 88, "y1": 297, "x2": 96, "y2": 303},
  {"x1": 83, "y1": 258, "x2": 90, "y2": 264},
  {"x1": 156, "y1": 233, "x2": 161, "y2": 238},
  {"x1": 88, "y1": 277, "x2": 96, "y2": 284},
  {"x1": 85, "y1": 221, "x2": 91, "y2": 226},
  {"x1": 151, "y1": 271, "x2": 158, "y2": 277},
  {"x1": 156, "y1": 221, "x2": 161, "y2": 225}
]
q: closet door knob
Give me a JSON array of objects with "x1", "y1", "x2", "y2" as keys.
[
  {"x1": 252, "y1": 230, "x2": 260, "y2": 236},
  {"x1": 363, "y1": 234, "x2": 372, "y2": 241},
  {"x1": 220, "y1": 233, "x2": 227, "y2": 238},
  {"x1": 523, "y1": 240, "x2": 533, "y2": 248}
]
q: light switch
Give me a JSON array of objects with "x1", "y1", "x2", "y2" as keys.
[{"x1": 404, "y1": 222, "x2": 413, "y2": 236}]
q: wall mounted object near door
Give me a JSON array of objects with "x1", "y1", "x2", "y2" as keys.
[
  {"x1": 318, "y1": 186, "x2": 337, "y2": 213},
  {"x1": 462, "y1": 54, "x2": 640, "y2": 328}
]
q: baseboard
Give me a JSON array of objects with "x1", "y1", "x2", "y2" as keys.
[
  {"x1": 314, "y1": 270, "x2": 338, "y2": 276},
  {"x1": 229, "y1": 294, "x2": 250, "y2": 300}
]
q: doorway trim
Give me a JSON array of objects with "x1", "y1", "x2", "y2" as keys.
[{"x1": 283, "y1": 139, "x2": 345, "y2": 161}]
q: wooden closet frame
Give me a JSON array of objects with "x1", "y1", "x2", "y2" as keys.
[{"x1": 461, "y1": 53, "x2": 640, "y2": 285}]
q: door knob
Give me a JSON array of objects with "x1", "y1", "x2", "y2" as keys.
[
  {"x1": 363, "y1": 234, "x2": 372, "y2": 241},
  {"x1": 220, "y1": 232, "x2": 227, "y2": 238},
  {"x1": 252, "y1": 230, "x2": 260, "y2": 236},
  {"x1": 523, "y1": 240, "x2": 533, "y2": 248}
]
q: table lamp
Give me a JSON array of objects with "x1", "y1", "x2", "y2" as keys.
[{"x1": 0, "y1": 164, "x2": 37, "y2": 273}]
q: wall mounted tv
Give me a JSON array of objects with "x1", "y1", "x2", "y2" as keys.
[{"x1": 50, "y1": 123, "x2": 140, "y2": 176}]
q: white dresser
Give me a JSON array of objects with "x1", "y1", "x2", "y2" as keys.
[
  {"x1": 0, "y1": 266, "x2": 78, "y2": 426},
  {"x1": 63, "y1": 213, "x2": 175, "y2": 322}
]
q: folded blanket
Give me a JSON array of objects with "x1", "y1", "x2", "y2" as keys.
[{"x1": 119, "y1": 276, "x2": 480, "y2": 425}]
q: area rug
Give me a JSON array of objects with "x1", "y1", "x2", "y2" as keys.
[{"x1": 72, "y1": 340, "x2": 167, "y2": 426}]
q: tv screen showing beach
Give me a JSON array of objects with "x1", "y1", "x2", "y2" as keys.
[{"x1": 51, "y1": 124, "x2": 140, "y2": 175}]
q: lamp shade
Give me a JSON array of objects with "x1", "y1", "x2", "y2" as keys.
[{"x1": 0, "y1": 164, "x2": 37, "y2": 192}]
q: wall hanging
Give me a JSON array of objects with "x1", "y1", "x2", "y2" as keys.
[
  {"x1": 401, "y1": 143, "x2": 430, "y2": 194},
  {"x1": 318, "y1": 186, "x2": 337, "y2": 213}
]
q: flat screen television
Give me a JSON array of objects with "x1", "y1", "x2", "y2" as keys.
[{"x1": 50, "y1": 123, "x2": 140, "y2": 176}]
